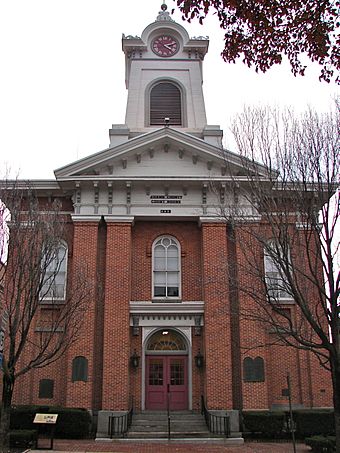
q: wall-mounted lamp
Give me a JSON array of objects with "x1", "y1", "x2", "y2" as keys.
[
  {"x1": 130, "y1": 350, "x2": 140, "y2": 369},
  {"x1": 195, "y1": 350, "x2": 204, "y2": 368}
]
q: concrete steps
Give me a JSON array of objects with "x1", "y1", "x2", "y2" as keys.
[{"x1": 127, "y1": 410, "x2": 222, "y2": 439}]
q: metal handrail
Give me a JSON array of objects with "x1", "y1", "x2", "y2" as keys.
[
  {"x1": 201, "y1": 396, "x2": 230, "y2": 437},
  {"x1": 108, "y1": 398, "x2": 134, "y2": 438}
]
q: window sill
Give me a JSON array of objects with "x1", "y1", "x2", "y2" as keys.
[
  {"x1": 152, "y1": 298, "x2": 182, "y2": 303},
  {"x1": 35, "y1": 327, "x2": 64, "y2": 333},
  {"x1": 267, "y1": 297, "x2": 295, "y2": 305},
  {"x1": 39, "y1": 299, "x2": 65, "y2": 305},
  {"x1": 130, "y1": 300, "x2": 205, "y2": 315}
]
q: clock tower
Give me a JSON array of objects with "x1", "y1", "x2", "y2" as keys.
[{"x1": 110, "y1": 3, "x2": 223, "y2": 147}]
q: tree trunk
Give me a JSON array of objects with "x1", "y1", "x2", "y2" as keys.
[
  {"x1": 0, "y1": 372, "x2": 14, "y2": 453},
  {"x1": 331, "y1": 360, "x2": 340, "y2": 453}
]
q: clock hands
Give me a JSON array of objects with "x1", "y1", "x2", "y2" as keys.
[{"x1": 163, "y1": 43, "x2": 176, "y2": 51}]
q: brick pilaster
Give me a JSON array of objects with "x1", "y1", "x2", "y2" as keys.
[
  {"x1": 66, "y1": 220, "x2": 99, "y2": 408},
  {"x1": 201, "y1": 222, "x2": 233, "y2": 409},
  {"x1": 101, "y1": 221, "x2": 132, "y2": 410}
]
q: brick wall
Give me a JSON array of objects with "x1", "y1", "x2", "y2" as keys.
[
  {"x1": 201, "y1": 222, "x2": 233, "y2": 409},
  {"x1": 9, "y1": 214, "x2": 333, "y2": 413},
  {"x1": 101, "y1": 222, "x2": 132, "y2": 411}
]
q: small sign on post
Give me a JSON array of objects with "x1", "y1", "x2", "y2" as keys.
[{"x1": 33, "y1": 413, "x2": 58, "y2": 450}]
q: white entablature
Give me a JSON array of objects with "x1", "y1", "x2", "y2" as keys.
[{"x1": 53, "y1": 127, "x2": 266, "y2": 220}]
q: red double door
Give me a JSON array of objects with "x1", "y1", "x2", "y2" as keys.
[{"x1": 145, "y1": 355, "x2": 188, "y2": 410}]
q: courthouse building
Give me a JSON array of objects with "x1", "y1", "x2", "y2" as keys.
[{"x1": 12, "y1": 3, "x2": 331, "y2": 433}]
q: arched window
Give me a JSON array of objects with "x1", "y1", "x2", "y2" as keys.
[
  {"x1": 41, "y1": 242, "x2": 68, "y2": 300},
  {"x1": 264, "y1": 241, "x2": 291, "y2": 300},
  {"x1": 72, "y1": 356, "x2": 88, "y2": 382},
  {"x1": 153, "y1": 236, "x2": 180, "y2": 299},
  {"x1": 147, "y1": 330, "x2": 187, "y2": 351},
  {"x1": 243, "y1": 357, "x2": 265, "y2": 382},
  {"x1": 150, "y1": 82, "x2": 182, "y2": 126},
  {"x1": 39, "y1": 378, "x2": 54, "y2": 398}
]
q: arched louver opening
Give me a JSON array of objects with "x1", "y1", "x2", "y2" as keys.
[{"x1": 150, "y1": 82, "x2": 182, "y2": 126}]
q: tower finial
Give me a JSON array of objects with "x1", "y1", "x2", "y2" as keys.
[{"x1": 157, "y1": 2, "x2": 173, "y2": 21}]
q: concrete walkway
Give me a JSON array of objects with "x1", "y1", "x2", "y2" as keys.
[{"x1": 28, "y1": 439, "x2": 310, "y2": 452}]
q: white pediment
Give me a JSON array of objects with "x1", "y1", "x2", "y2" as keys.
[{"x1": 54, "y1": 127, "x2": 268, "y2": 183}]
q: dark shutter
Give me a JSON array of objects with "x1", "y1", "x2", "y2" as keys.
[
  {"x1": 150, "y1": 82, "x2": 182, "y2": 125},
  {"x1": 243, "y1": 357, "x2": 253, "y2": 382},
  {"x1": 253, "y1": 357, "x2": 265, "y2": 382},
  {"x1": 39, "y1": 379, "x2": 54, "y2": 398},
  {"x1": 72, "y1": 356, "x2": 88, "y2": 382},
  {"x1": 243, "y1": 357, "x2": 265, "y2": 382}
]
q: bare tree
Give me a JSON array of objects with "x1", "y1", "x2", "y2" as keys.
[
  {"x1": 219, "y1": 103, "x2": 339, "y2": 449},
  {"x1": 0, "y1": 182, "x2": 91, "y2": 452}
]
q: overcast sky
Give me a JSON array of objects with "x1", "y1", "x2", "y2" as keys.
[{"x1": 0, "y1": 0, "x2": 338, "y2": 179}]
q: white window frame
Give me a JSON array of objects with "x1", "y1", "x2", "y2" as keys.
[
  {"x1": 40, "y1": 241, "x2": 68, "y2": 301},
  {"x1": 264, "y1": 241, "x2": 292, "y2": 301},
  {"x1": 152, "y1": 235, "x2": 181, "y2": 300}
]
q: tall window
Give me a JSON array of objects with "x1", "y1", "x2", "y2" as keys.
[
  {"x1": 41, "y1": 242, "x2": 68, "y2": 300},
  {"x1": 264, "y1": 241, "x2": 291, "y2": 300},
  {"x1": 150, "y1": 82, "x2": 182, "y2": 126},
  {"x1": 153, "y1": 236, "x2": 180, "y2": 299}
]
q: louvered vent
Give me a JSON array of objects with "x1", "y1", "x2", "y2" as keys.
[{"x1": 150, "y1": 82, "x2": 182, "y2": 125}]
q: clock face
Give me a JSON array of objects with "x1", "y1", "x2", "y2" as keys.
[{"x1": 152, "y1": 35, "x2": 179, "y2": 57}]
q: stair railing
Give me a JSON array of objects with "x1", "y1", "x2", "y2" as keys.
[
  {"x1": 201, "y1": 396, "x2": 230, "y2": 437},
  {"x1": 108, "y1": 397, "x2": 134, "y2": 438}
]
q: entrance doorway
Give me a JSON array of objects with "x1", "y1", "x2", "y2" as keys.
[
  {"x1": 144, "y1": 329, "x2": 189, "y2": 410},
  {"x1": 146, "y1": 355, "x2": 188, "y2": 410}
]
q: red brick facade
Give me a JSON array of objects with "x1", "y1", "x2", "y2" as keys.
[{"x1": 12, "y1": 212, "x2": 332, "y2": 413}]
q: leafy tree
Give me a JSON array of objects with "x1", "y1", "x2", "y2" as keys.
[
  {"x1": 0, "y1": 182, "x2": 92, "y2": 452},
  {"x1": 218, "y1": 103, "x2": 339, "y2": 450},
  {"x1": 173, "y1": 0, "x2": 340, "y2": 83}
]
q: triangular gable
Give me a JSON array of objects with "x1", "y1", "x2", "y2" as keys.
[{"x1": 54, "y1": 127, "x2": 269, "y2": 181}]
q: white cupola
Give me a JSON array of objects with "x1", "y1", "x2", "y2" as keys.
[{"x1": 109, "y1": 3, "x2": 223, "y2": 148}]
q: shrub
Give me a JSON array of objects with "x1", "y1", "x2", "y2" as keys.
[
  {"x1": 53, "y1": 408, "x2": 91, "y2": 439},
  {"x1": 10, "y1": 405, "x2": 91, "y2": 439},
  {"x1": 242, "y1": 411, "x2": 285, "y2": 437},
  {"x1": 305, "y1": 435, "x2": 336, "y2": 453},
  {"x1": 9, "y1": 429, "x2": 38, "y2": 448},
  {"x1": 10, "y1": 405, "x2": 51, "y2": 429},
  {"x1": 294, "y1": 410, "x2": 335, "y2": 437}
]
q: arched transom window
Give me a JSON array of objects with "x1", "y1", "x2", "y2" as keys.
[
  {"x1": 150, "y1": 82, "x2": 182, "y2": 126},
  {"x1": 147, "y1": 330, "x2": 187, "y2": 352},
  {"x1": 153, "y1": 236, "x2": 180, "y2": 299}
]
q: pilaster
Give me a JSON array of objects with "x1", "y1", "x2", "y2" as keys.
[
  {"x1": 201, "y1": 221, "x2": 233, "y2": 409},
  {"x1": 101, "y1": 220, "x2": 133, "y2": 410},
  {"x1": 66, "y1": 220, "x2": 100, "y2": 408}
]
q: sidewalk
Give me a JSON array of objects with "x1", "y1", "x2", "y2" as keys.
[{"x1": 29, "y1": 439, "x2": 310, "y2": 453}]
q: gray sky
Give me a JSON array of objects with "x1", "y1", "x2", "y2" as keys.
[{"x1": 0, "y1": 0, "x2": 338, "y2": 179}]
